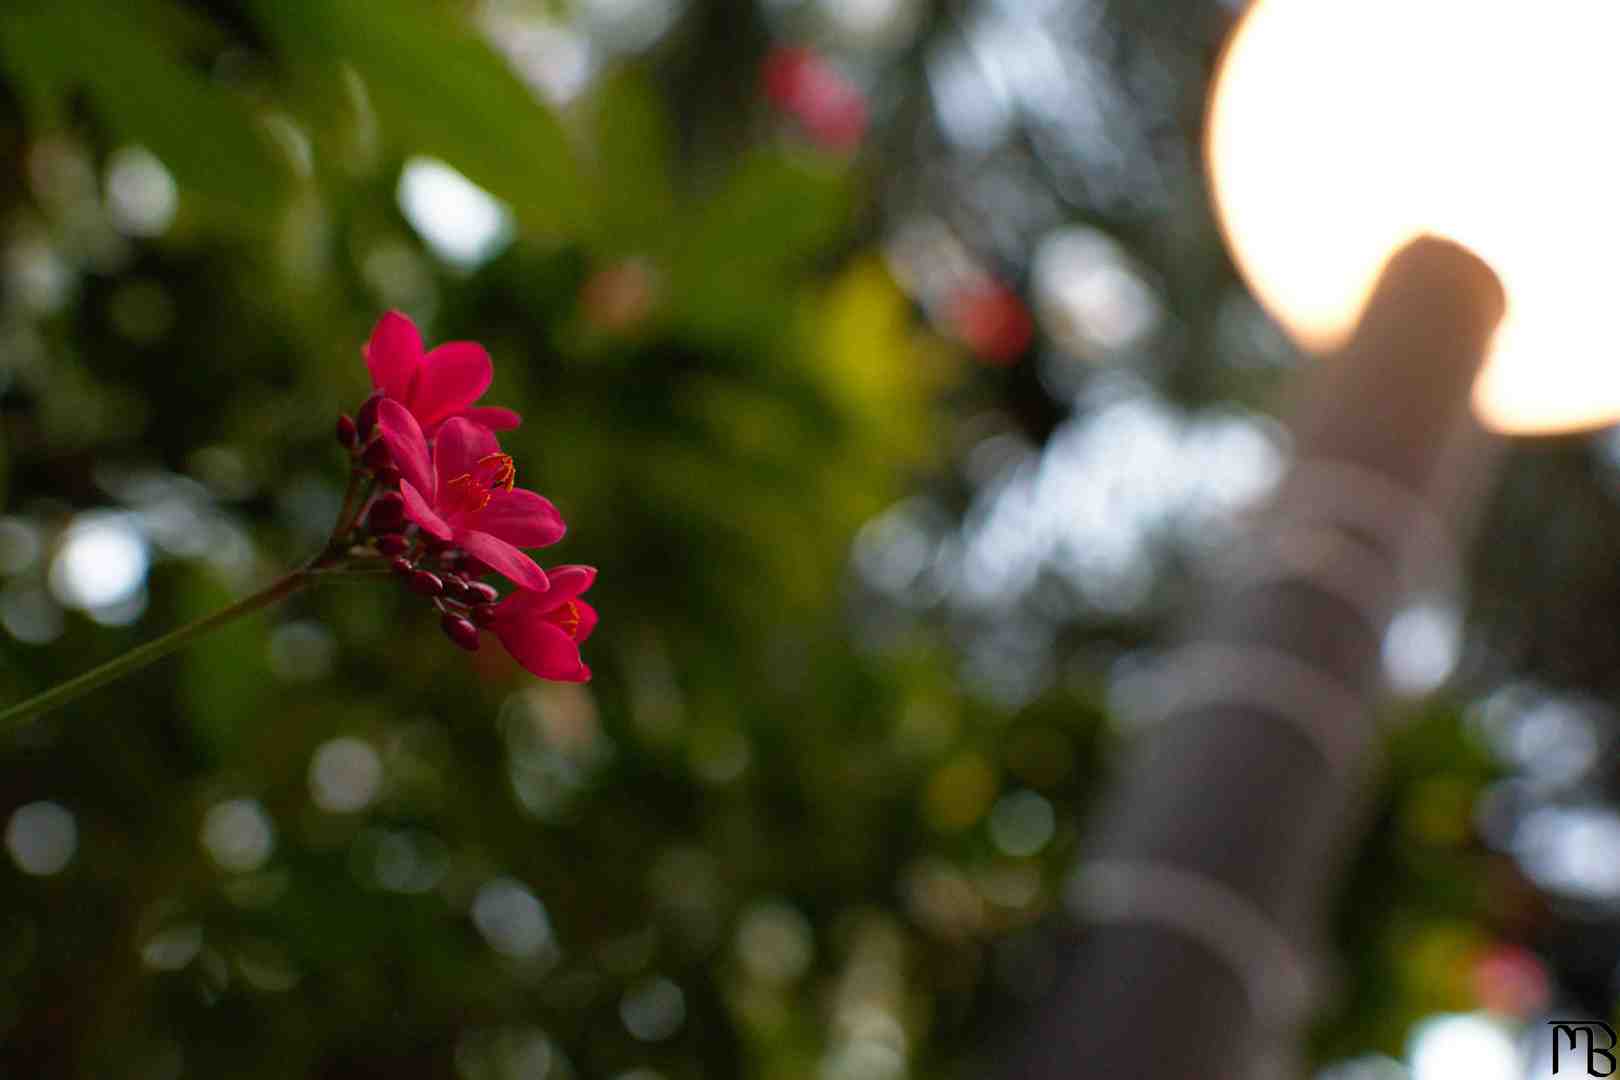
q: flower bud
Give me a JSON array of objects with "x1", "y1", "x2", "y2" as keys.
[
  {"x1": 336, "y1": 414, "x2": 358, "y2": 449},
  {"x1": 441, "y1": 614, "x2": 481, "y2": 651},
  {"x1": 375, "y1": 533, "x2": 409, "y2": 557},
  {"x1": 408, "y1": 570, "x2": 444, "y2": 597},
  {"x1": 368, "y1": 491, "x2": 406, "y2": 532},
  {"x1": 355, "y1": 392, "x2": 384, "y2": 439},
  {"x1": 469, "y1": 604, "x2": 498, "y2": 628},
  {"x1": 362, "y1": 438, "x2": 393, "y2": 471},
  {"x1": 375, "y1": 466, "x2": 402, "y2": 489},
  {"x1": 389, "y1": 555, "x2": 413, "y2": 575},
  {"x1": 442, "y1": 573, "x2": 471, "y2": 602},
  {"x1": 466, "y1": 581, "x2": 499, "y2": 605}
]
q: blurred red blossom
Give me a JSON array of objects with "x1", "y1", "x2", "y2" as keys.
[
  {"x1": 1470, "y1": 942, "x2": 1551, "y2": 1018},
  {"x1": 581, "y1": 258, "x2": 661, "y2": 333},
  {"x1": 761, "y1": 46, "x2": 867, "y2": 152},
  {"x1": 949, "y1": 280, "x2": 1034, "y2": 365}
]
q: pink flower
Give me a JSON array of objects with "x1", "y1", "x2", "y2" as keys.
[
  {"x1": 761, "y1": 46, "x2": 867, "y2": 152},
  {"x1": 490, "y1": 565, "x2": 598, "y2": 682},
  {"x1": 364, "y1": 311, "x2": 522, "y2": 435},
  {"x1": 378, "y1": 400, "x2": 563, "y2": 591}
]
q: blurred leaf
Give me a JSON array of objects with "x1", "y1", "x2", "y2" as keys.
[
  {"x1": 0, "y1": 0, "x2": 293, "y2": 218},
  {"x1": 816, "y1": 256, "x2": 946, "y2": 467},
  {"x1": 250, "y1": 0, "x2": 589, "y2": 240},
  {"x1": 176, "y1": 572, "x2": 276, "y2": 763},
  {"x1": 587, "y1": 68, "x2": 678, "y2": 252},
  {"x1": 670, "y1": 149, "x2": 851, "y2": 345}
]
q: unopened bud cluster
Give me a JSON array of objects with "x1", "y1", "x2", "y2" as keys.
[{"x1": 335, "y1": 392, "x2": 500, "y2": 652}]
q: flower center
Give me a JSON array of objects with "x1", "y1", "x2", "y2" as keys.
[
  {"x1": 547, "y1": 600, "x2": 583, "y2": 639},
  {"x1": 475, "y1": 452, "x2": 517, "y2": 493},
  {"x1": 443, "y1": 453, "x2": 516, "y2": 516}
]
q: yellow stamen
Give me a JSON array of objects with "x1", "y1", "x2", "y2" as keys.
[
  {"x1": 553, "y1": 600, "x2": 582, "y2": 639},
  {"x1": 477, "y1": 452, "x2": 517, "y2": 493}
]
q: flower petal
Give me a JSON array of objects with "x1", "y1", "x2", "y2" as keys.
[
  {"x1": 572, "y1": 599, "x2": 599, "y2": 644},
  {"x1": 432, "y1": 417, "x2": 501, "y2": 492},
  {"x1": 378, "y1": 399, "x2": 435, "y2": 499},
  {"x1": 400, "y1": 480, "x2": 454, "y2": 541},
  {"x1": 466, "y1": 489, "x2": 566, "y2": 548},
  {"x1": 411, "y1": 342, "x2": 493, "y2": 429},
  {"x1": 460, "y1": 406, "x2": 523, "y2": 432},
  {"x1": 459, "y1": 531, "x2": 550, "y2": 592},
  {"x1": 494, "y1": 618, "x2": 587, "y2": 681},
  {"x1": 540, "y1": 565, "x2": 596, "y2": 604},
  {"x1": 364, "y1": 311, "x2": 423, "y2": 401}
]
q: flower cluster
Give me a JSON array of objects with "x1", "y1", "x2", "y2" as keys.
[{"x1": 335, "y1": 312, "x2": 596, "y2": 682}]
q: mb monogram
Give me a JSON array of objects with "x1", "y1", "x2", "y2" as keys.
[{"x1": 1551, "y1": 1020, "x2": 1619, "y2": 1076}]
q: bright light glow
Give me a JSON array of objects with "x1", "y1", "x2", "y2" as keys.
[
  {"x1": 48, "y1": 512, "x2": 149, "y2": 613},
  {"x1": 1382, "y1": 601, "x2": 1462, "y2": 697},
  {"x1": 1514, "y1": 805, "x2": 1620, "y2": 900},
  {"x1": 397, "y1": 157, "x2": 514, "y2": 270},
  {"x1": 1032, "y1": 226, "x2": 1161, "y2": 360},
  {"x1": 482, "y1": 14, "x2": 595, "y2": 106},
  {"x1": 1208, "y1": 0, "x2": 1620, "y2": 434},
  {"x1": 1406, "y1": 1013, "x2": 1519, "y2": 1080},
  {"x1": 105, "y1": 146, "x2": 178, "y2": 237}
]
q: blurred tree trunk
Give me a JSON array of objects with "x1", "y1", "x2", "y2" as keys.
[{"x1": 990, "y1": 237, "x2": 1506, "y2": 1078}]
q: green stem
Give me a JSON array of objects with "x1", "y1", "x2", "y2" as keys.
[
  {"x1": 0, "y1": 568, "x2": 313, "y2": 735},
  {"x1": 325, "y1": 469, "x2": 370, "y2": 558}
]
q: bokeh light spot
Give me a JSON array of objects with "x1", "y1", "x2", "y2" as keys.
[
  {"x1": 398, "y1": 157, "x2": 514, "y2": 270},
  {"x1": 308, "y1": 736, "x2": 383, "y2": 813},
  {"x1": 48, "y1": 512, "x2": 149, "y2": 614},
  {"x1": 105, "y1": 146, "x2": 178, "y2": 237},
  {"x1": 1406, "y1": 1013, "x2": 1518, "y2": 1080},
  {"x1": 201, "y1": 799, "x2": 276, "y2": 874},
  {"x1": 736, "y1": 901, "x2": 814, "y2": 985},
  {"x1": 987, "y1": 789, "x2": 1055, "y2": 857},
  {"x1": 6, "y1": 801, "x2": 77, "y2": 876},
  {"x1": 620, "y1": 976, "x2": 686, "y2": 1042},
  {"x1": 472, "y1": 877, "x2": 557, "y2": 962}
]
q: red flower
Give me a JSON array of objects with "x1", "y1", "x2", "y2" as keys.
[
  {"x1": 950, "y1": 282, "x2": 1034, "y2": 365},
  {"x1": 378, "y1": 400, "x2": 563, "y2": 591},
  {"x1": 761, "y1": 46, "x2": 867, "y2": 152},
  {"x1": 364, "y1": 310, "x2": 522, "y2": 435},
  {"x1": 490, "y1": 565, "x2": 598, "y2": 682}
]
